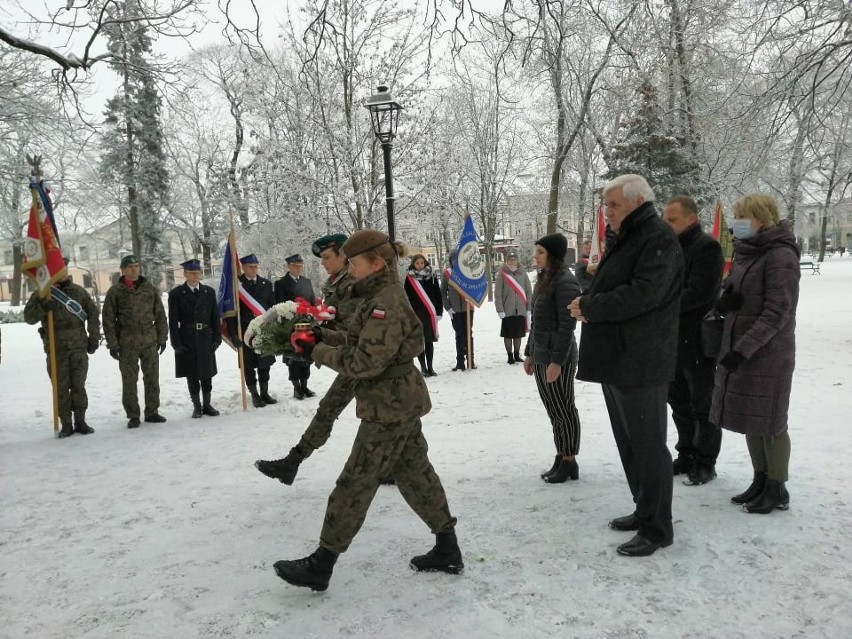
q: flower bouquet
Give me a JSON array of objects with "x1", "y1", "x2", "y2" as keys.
[{"x1": 244, "y1": 297, "x2": 336, "y2": 361}]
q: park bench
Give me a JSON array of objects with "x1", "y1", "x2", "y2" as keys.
[{"x1": 799, "y1": 261, "x2": 821, "y2": 275}]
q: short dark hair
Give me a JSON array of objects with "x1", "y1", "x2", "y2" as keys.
[{"x1": 666, "y1": 195, "x2": 698, "y2": 217}]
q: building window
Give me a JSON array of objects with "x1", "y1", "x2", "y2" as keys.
[
  {"x1": 78, "y1": 246, "x2": 90, "y2": 262},
  {"x1": 82, "y1": 274, "x2": 93, "y2": 288},
  {"x1": 2, "y1": 250, "x2": 12, "y2": 265}
]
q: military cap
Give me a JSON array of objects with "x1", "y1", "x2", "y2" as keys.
[
  {"x1": 240, "y1": 254, "x2": 259, "y2": 265},
  {"x1": 506, "y1": 251, "x2": 519, "y2": 260},
  {"x1": 311, "y1": 233, "x2": 348, "y2": 257},
  {"x1": 120, "y1": 254, "x2": 139, "y2": 269},
  {"x1": 341, "y1": 230, "x2": 389, "y2": 259},
  {"x1": 285, "y1": 254, "x2": 304, "y2": 264},
  {"x1": 180, "y1": 258, "x2": 202, "y2": 271}
]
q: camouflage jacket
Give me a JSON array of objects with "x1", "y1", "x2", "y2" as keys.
[
  {"x1": 102, "y1": 276, "x2": 167, "y2": 350},
  {"x1": 313, "y1": 267, "x2": 431, "y2": 424},
  {"x1": 320, "y1": 269, "x2": 358, "y2": 330},
  {"x1": 24, "y1": 281, "x2": 99, "y2": 352}
]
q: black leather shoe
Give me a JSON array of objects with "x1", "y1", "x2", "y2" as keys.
[
  {"x1": 127, "y1": 417, "x2": 141, "y2": 429},
  {"x1": 608, "y1": 513, "x2": 640, "y2": 531},
  {"x1": 616, "y1": 534, "x2": 672, "y2": 557},
  {"x1": 684, "y1": 465, "x2": 717, "y2": 486},
  {"x1": 672, "y1": 455, "x2": 694, "y2": 476},
  {"x1": 543, "y1": 458, "x2": 578, "y2": 483},
  {"x1": 541, "y1": 454, "x2": 561, "y2": 479},
  {"x1": 144, "y1": 414, "x2": 167, "y2": 423}
]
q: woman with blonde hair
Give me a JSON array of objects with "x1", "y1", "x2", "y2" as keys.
[{"x1": 711, "y1": 194, "x2": 800, "y2": 514}]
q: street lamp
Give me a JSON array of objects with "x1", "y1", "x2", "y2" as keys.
[{"x1": 364, "y1": 85, "x2": 403, "y2": 241}]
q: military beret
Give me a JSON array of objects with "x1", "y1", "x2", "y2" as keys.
[
  {"x1": 240, "y1": 254, "x2": 259, "y2": 265},
  {"x1": 180, "y1": 258, "x2": 202, "y2": 271},
  {"x1": 311, "y1": 233, "x2": 349, "y2": 257},
  {"x1": 285, "y1": 254, "x2": 304, "y2": 264},
  {"x1": 120, "y1": 254, "x2": 139, "y2": 269},
  {"x1": 341, "y1": 230, "x2": 389, "y2": 259}
]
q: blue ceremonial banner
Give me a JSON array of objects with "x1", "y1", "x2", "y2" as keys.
[{"x1": 450, "y1": 215, "x2": 487, "y2": 307}]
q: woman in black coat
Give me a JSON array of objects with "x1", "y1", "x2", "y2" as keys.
[
  {"x1": 404, "y1": 254, "x2": 443, "y2": 377},
  {"x1": 710, "y1": 195, "x2": 800, "y2": 514},
  {"x1": 523, "y1": 234, "x2": 583, "y2": 483}
]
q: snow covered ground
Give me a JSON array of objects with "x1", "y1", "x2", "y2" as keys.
[{"x1": 1, "y1": 260, "x2": 851, "y2": 639}]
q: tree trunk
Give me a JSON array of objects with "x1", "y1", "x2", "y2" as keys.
[{"x1": 10, "y1": 243, "x2": 23, "y2": 306}]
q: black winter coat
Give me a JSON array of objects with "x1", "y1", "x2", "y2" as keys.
[
  {"x1": 675, "y1": 224, "x2": 724, "y2": 368},
  {"x1": 275, "y1": 274, "x2": 315, "y2": 305},
  {"x1": 576, "y1": 201, "x2": 684, "y2": 387},
  {"x1": 525, "y1": 266, "x2": 581, "y2": 366},
  {"x1": 404, "y1": 270, "x2": 443, "y2": 343},
  {"x1": 168, "y1": 283, "x2": 221, "y2": 379},
  {"x1": 227, "y1": 274, "x2": 276, "y2": 369}
]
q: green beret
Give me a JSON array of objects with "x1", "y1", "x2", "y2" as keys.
[
  {"x1": 120, "y1": 254, "x2": 140, "y2": 269},
  {"x1": 311, "y1": 233, "x2": 349, "y2": 257}
]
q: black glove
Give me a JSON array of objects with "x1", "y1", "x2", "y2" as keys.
[
  {"x1": 174, "y1": 345, "x2": 189, "y2": 355},
  {"x1": 719, "y1": 350, "x2": 745, "y2": 371},
  {"x1": 158, "y1": 343, "x2": 167, "y2": 355},
  {"x1": 230, "y1": 335, "x2": 242, "y2": 348},
  {"x1": 87, "y1": 337, "x2": 99, "y2": 355},
  {"x1": 311, "y1": 326, "x2": 324, "y2": 342},
  {"x1": 294, "y1": 338, "x2": 316, "y2": 359},
  {"x1": 109, "y1": 348, "x2": 120, "y2": 361},
  {"x1": 716, "y1": 290, "x2": 744, "y2": 314}
]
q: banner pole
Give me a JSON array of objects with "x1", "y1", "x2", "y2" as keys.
[
  {"x1": 47, "y1": 308, "x2": 60, "y2": 436},
  {"x1": 466, "y1": 300, "x2": 473, "y2": 370},
  {"x1": 230, "y1": 226, "x2": 248, "y2": 411}
]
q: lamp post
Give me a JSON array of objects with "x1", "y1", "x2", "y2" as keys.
[{"x1": 364, "y1": 85, "x2": 403, "y2": 241}]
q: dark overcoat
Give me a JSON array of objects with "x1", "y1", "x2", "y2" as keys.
[
  {"x1": 709, "y1": 222, "x2": 799, "y2": 436},
  {"x1": 228, "y1": 274, "x2": 276, "y2": 369},
  {"x1": 576, "y1": 202, "x2": 684, "y2": 387},
  {"x1": 168, "y1": 282, "x2": 221, "y2": 379},
  {"x1": 404, "y1": 269, "x2": 443, "y2": 343},
  {"x1": 274, "y1": 274, "x2": 315, "y2": 305},
  {"x1": 525, "y1": 266, "x2": 581, "y2": 366},
  {"x1": 675, "y1": 224, "x2": 724, "y2": 368}
]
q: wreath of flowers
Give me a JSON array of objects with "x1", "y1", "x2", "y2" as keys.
[{"x1": 244, "y1": 297, "x2": 336, "y2": 357}]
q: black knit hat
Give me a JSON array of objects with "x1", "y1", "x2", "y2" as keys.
[{"x1": 535, "y1": 233, "x2": 568, "y2": 260}]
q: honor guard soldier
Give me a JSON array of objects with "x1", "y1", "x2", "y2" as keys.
[
  {"x1": 102, "y1": 255, "x2": 168, "y2": 428},
  {"x1": 274, "y1": 253, "x2": 316, "y2": 399},
  {"x1": 227, "y1": 254, "x2": 277, "y2": 407},
  {"x1": 168, "y1": 259, "x2": 222, "y2": 418}
]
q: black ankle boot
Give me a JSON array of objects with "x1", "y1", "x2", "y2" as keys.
[
  {"x1": 273, "y1": 547, "x2": 338, "y2": 591},
  {"x1": 58, "y1": 422, "x2": 74, "y2": 438},
  {"x1": 410, "y1": 528, "x2": 464, "y2": 574},
  {"x1": 73, "y1": 419, "x2": 94, "y2": 435},
  {"x1": 453, "y1": 360, "x2": 466, "y2": 372},
  {"x1": 202, "y1": 391, "x2": 219, "y2": 416},
  {"x1": 743, "y1": 479, "x2": 789, "y2": 514},
  {"x1": 259, "y1": 381, "x2": 277, "y2": 405},
  {"x1": 543, "y1": 458, "x2": 579, "y2": 483},
  {"x1": 731, "y1": 471, "x2": 767, "y2": 504},
  {"x1": 513, "y1": 351, "x2": 522, "y2": 363},
  {"x1": 293, "y1": 383, "x2": 305, "y2": 400},
  {"x1": 507, "y1": 353, "x2": 515, "y2": 365},
  {"x1": 541, "y1": 454, "x2": 561, "y2": 479},
  {"x1": 249, "y1": 384, "x2": 266, "y2": 407},
  {"x1": 191, "y1": 394, "x2": 203, "y2": 419}
]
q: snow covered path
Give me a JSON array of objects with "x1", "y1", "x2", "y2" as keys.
[{"x1": 1, "y1": 261, "x2": 851, "y2": 638}]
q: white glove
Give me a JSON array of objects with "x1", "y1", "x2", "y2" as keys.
[
  {"x1": 447, "y1": 308, "x2": 454, "y2": 317},
  {"x1": 498, "y1": 312, "x2": 506, "y2": 319},
  {"x1": 526, "y1": 311, "x2": 532, "y2": 326}
]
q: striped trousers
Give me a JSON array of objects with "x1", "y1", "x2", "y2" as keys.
[{"x1": 533, "y1": 360, "x2": 581, "y2": 456}]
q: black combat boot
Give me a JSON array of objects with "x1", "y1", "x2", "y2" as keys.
[
  {"x1": 672, "y1": 454, "x2": 694, "y2": 476},
  {"x1": 144, "y1": 413, "x2": 167, "y2": 423},
  {"x1": 543, "y1": 458, "x2": 579, "y2": 483},
  {"x1": 202, "y1": 391, "x2": 219, "y2": 416},
  {"x1": 58, "y1": 421, "x2": 74, "y2": 438},
  {"x1": 731, "y1": 471, "x2": 767, "y2": 505},
  {"x1": 259, "y1": 381, "x2": 277, "y2": 405},
  {"x1": 73, "y1": 414, "x2": 94, "y2": 435},
  {"x1": 273, "y1": 547, "x2": 339, "y2": 591},
  {"x1": 301, "y1": 378, "x2": 316, "y2": 398},
  {"x1": 248, "y1": 384, "x2": 266, "y2": 408},
  {"x1": 541, "y1": 454, "x2": 561, "y2": 479},
  {"x1": 452, "y1": 359, "x2": 466, "y2": 372},
  {"x1": 684, "y1": 464, "x2": 716, "y2": 486},
  {"x1": 191, "y1": 394, "x2": 203, "y2": 419},
  {"x1": 293, "y1": 383, "x2": 305, "y2": 400},
  {"x1": 743, "y1": 479, "x2": 790, "y2": 514},
  {"x1": 410, "y1": 528, "x2": 464, "y2": 574}
]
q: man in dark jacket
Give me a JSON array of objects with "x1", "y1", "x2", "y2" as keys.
[
  {"x1": 569, "y1": 174, "x2": 684, "y2": 557},
  {"x1": 168, "y1": 259, "x2": 221, "y2": 418},
  {"x1": 227, "y1": 254, "x2": 277, "y2": 407},
  {"x1": 663, "y1": 196, "x2": 724, "y2": 485},
  {"x1": 573, "y1": 240, "x2": 594, "y2": 292},
  {"x1": 274, "y1": 254, "x2": 316, "y2": 399}
]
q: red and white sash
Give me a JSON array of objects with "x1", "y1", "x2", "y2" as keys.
[
  {"x1": 238, "y1": 283, "x2": 266, "y2": 317},
  {"x1": 406, "y1": 274, "x2": 439, "y2": 338},
  {"x1": 501, "y1": 270, "x2": 529, "y2": 329}
]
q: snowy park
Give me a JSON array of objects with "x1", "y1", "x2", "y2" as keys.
[{"x1": 0, "y1": 259, "x2": 850, "y2": 639}]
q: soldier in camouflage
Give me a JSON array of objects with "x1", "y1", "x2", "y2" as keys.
[
  {"x1": 255, "y1": 233, "x2": 358, "y2": 480},
  {"x1": 24, "y1": 267, "x2": 100, "y2": 438},
  {"x1": 102, "y1": 255, "x2": 168, "y2": 428},
  {"x1": 271, "y1": 229, "x2": 463, "y2": 592}
]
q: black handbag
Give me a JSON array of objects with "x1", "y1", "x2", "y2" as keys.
[{"x1": 700, "y1": 309, "x2": 724, "y2": 359}]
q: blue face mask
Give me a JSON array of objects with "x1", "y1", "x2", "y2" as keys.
[{"x1": 731, "y1": 219, "x2": 757, "y2": 240}]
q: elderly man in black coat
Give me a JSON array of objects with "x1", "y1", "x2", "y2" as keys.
[
  {"x1": 569, "y1": 174, "x2": 684, "y2": 557},
  {"x1": 168, "y1": 259, "x2": 222, "y2": 418},
  {"x1": 662, "y1": 196, "x2": 724, "y2": 486},
  {"x1": 275, "y1": 254, "x2": 317, "y2": 399}
]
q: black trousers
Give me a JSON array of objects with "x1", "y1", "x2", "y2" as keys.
[
  {"x1": 668, "y1": 359, "x2": 722, "y2": 466},
  {"x1": 244, "y1": 366, "x2": 271, "y2": 386},
  {"x1": 450, "y1": 310, "x2": 474, "y2": 363},
  {"x1": 186, "y1": 377, "x2": 212, "y2": 395},
  {"x1": 288, "y1": 361, "x2": 311, "y2": 386},
  {"x1": 601, "y1": 383, "x2": 673, "y2": 544}
]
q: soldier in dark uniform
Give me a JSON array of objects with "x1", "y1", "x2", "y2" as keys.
[
  {"x1": 226, "y1": 254, "x2": 277, "y2": 408},
  {"x1": 256, "y1": 233, "x2": 356, "y2": 479},
  {"x1": 271, "y1": 230, "x2": 462, "y2": 592},
  {"x1": 24, "y1": 265, "x2": 100, "y2": 438},
  {"x1": 102, "y1": 255, "x2": 168, "y2": 428},
  {"x1": 274, "y1": 253, "x2": 316, "y2": 399},
  {"x1": 168, "y1": 259, "x2": 222, "y2": 418}
]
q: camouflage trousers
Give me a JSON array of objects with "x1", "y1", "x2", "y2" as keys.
[
  {"x1": 319, "y1": 418, "x2": 457, "y2": 554},
  {"x1": 118, "y1": 344, "x2": 160, "y2": 419},
  {"x1": 297, "y1": 374, "x2": 356, "y2": 454},
  {"x1": 45, "y1": 348, "x2": 89, "y2": 426}
]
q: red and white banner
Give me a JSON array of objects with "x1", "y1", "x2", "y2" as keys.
[
  {"x1": 589, "y1": 202, "x2": 605, "y2": 269},
  {"x1": 406, "y1": 274, "x2": 439, "y2": 338},
  {"x1": 22, "y1": 180, "x2": 67, "y2": 297}
]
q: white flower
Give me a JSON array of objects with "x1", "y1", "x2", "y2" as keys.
[{"x1": 274, "y1": 300, "x2": 298, "y2": 320}]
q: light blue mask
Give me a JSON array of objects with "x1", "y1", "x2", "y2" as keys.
[{"x1": 731, "y1": 219, "x2": 757, "y2": 240}]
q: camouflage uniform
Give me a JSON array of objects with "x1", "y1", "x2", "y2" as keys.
[
  {"x1": 102, "y1": 276, "x2": 167, "y2": 421},
  {"x1": 311, "y1": 267, "x2": 457, "y2": 553},
  {"x1": 296, "y1": 269, "x2": 358, "y2": 454},
  {"x1": 24, "y1": 281, "x2": 100, "y2": 430}
]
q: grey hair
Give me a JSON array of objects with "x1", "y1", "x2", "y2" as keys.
[{"x1": 603, "y1": 174, "x2": 655, "y2": 204}]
